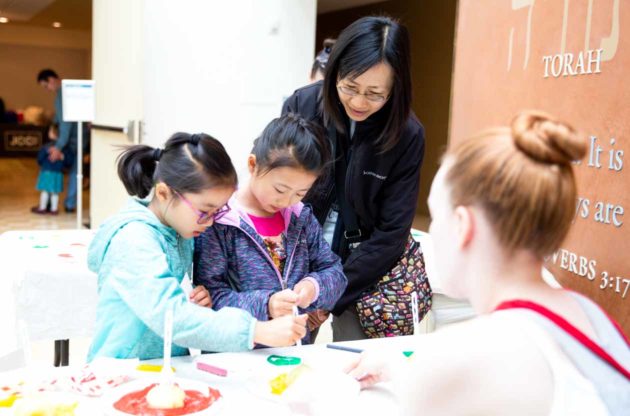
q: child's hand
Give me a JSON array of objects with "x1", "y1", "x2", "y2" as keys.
[
  {"x1": 294, "y1": 279, "x2": 316, "y2": 308},
  {"x1": 253, "y1": 314, "x2": 308, "y2": 347},
  {"x1": 48, "y1": 147, "x2": 63, "y2": 162},
  {"x1": 307, "y1": 309, "x2": 330, "y2": 330},
  {"x1": 189, "y1": 285, "x2": 212, "y2": 308},
  {"x1": 268, "y1": 289, "x2": 298, "y2": 318}
]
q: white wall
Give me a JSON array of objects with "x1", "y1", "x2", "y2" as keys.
[
  {"x1": 143, "y1": 0, "x2": 317, "y2": 178},
  {"x1": 0, "y1": 25, "x2": 91, "y2": 50},
  {"x1": 90, "y1": 0, "x2": 144, "y2": 227},
  {"x1": 91, "y1": 0, "x2": 316, "y2": 225},
  {"x1": 92, "y1": 0, "x2": 144, "y2": 130}
]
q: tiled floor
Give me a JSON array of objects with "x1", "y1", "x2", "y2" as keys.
[{"x1": 0, "y1": 157, "x2": 89, "y2": 234}]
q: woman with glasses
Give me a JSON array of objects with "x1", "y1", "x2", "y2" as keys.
[
  {"x1": 282, "y1": 16, "x2": 425, "y2": 341},
  {"x1": 194, "y1": 114, "x2": 347, "y2": 345},
  {"x1": 87, "y1": 132, "x2": 307, "y2": 361}
]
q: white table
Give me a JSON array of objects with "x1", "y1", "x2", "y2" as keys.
[
  {"x1": 0, "y1": 230, "x2": 97, "y2": 367},
  {"x1": 0, "y1": 337, "x2": 418, "y2": 415}
]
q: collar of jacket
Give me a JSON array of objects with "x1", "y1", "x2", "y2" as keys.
[
  {"x1": 138, "y1": 198, "x2": 180, "y2": 245},
  {"x1": 215, "y1": 194, "x2": 305, "y2": 235},
  {"x1": 214, "y1": 195, "x2": 310, "y2": 285}
]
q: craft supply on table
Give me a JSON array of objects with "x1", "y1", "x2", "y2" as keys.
[
  {"x1": 136, "y1": 364, "x2": 176, "y2": 373},
  {"x1": 269, "y1": 364, "x2": 311, "y2": 395},
  {"x1": 196, "y1": 362, "x2": 228, "y2": 377},
  {"x1": 292, "y1": 305, "x2": 302, "y2": 347},
  {"x1": 326, "y1": 344, "x2": 364, "y2": 354},
  {"x1": 266, "y1": 355, "x2": 302, "y2": 366}
]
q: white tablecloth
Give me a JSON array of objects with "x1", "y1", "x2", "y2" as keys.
[
  {"x1": 0, "y1": 230, "x2": 97, "y2": 358},
  {"x1": 0, "y1": 336, "x2": 418, "y2": 415}
]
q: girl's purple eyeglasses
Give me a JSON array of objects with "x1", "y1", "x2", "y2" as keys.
[{"x1": 173, "y1": 189, "x2": 230, "y2": 224}]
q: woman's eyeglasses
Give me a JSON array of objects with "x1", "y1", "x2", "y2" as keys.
[
  {"x1": 172, "y1": 190, "x2": 230, "y2": 224},
  {"x1": 337, "y1": 84, "x2": 389, "y2": 103}
]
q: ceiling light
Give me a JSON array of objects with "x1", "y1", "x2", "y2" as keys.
[
  {"x1": 0, "y1": 17, "x2": 9, "y2": 24},
  {"x1": 52, "y1": 22, "x2": 62, "y2": 28}
]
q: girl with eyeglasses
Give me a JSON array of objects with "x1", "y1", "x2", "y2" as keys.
[
  {"x1": 87, "y1": 132, "x2": 307, "y2": 361},
  {"x1": 282, "y1": 16, "x2": 425, "y2": 341},
  {"x1": 194, "y1": 114, "x2": 347, "y2": 345}
]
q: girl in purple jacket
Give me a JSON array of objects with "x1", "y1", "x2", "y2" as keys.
[{"x1": 194, "y1": 114, "x2": 347, "y2": 344}]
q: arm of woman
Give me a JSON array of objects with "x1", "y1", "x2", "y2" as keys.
[
  {"x1": 194, "y1": 226, "x2": 276, "y2": 321},
  {"x1": 347, "y1": 317, "x2": 553, "y2": 415},
  {"x1": 333, "y1": 127, "x2": 425, "y2": 314}
]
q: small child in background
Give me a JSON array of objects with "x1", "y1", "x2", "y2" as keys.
[
  {"x1": 194, "y1": 114, "x2": 347, "y2": 345},
  {"x1": 31, "y1": 125, "x2": 72, "y2": 215},
  {"x1": 88, "y1": 132, "x2": 307, "y2": 361}
]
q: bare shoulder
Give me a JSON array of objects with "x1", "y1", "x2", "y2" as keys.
[{"x1": 396, "y1": 315, "x2": 554, "y2": 415}]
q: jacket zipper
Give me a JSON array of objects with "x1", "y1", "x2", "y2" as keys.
[
  {"x1": 234, "y1": 224, "x2": 288, "y2": 289},
  {"x1": 283, "y1": 229, "x2": 301, "y2": 288}
]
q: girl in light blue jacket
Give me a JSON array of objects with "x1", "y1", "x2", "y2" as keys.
[{"x1": 87, "y1": 132, "x2": 307, "y2": 361}]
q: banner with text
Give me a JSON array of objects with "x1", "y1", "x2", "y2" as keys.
[{"x1": 450, "y1": 0, "x2": 628, "y2": 334}]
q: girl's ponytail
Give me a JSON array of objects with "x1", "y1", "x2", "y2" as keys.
[
  {"x1": 116, "y1": 132, "x2": 237, "y2": 198},
  {"x1": 117, "y1": 145, "x2": 160, "y2": 198}
]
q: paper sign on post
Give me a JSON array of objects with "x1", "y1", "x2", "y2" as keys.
[{"x1": 61, "y1": 80, "x2": 95, "y2": 122}]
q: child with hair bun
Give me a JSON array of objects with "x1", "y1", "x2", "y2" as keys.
[{"x1": 347, "y1": 111, "x2": 629, "y2": 415}]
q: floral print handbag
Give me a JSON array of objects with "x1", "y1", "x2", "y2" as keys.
[{"x1": 355, "y1": 235, "x2": 433, "y2": 338}]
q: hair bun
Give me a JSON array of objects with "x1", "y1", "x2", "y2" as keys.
[{"x1": 511, "y1": 110, "x2": 587, "y2": 165}]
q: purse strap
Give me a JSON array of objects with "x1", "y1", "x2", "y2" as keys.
[{"x1": 327, "y1": 122, "x2": 364, "y2": 246}]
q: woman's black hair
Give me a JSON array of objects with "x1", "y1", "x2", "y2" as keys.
[
  {"x1": 251, "y1": 113, "x2": 331, "y2": 176},
  {"x1": 323, "y1": 16, "x2": 412, "y2": 152},
  {"x1": 310, "y1": 38, "x2": 336, "y2": 80},
  {"x1": 117, "y1": 132, "x2": 237, "y2": 199}
]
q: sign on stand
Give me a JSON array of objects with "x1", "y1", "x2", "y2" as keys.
[{"x1": 61, "y1": 80, "x2": 95, "y2": 229}]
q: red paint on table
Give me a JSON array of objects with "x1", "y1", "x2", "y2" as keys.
[{"x1": 113, "y1": 383, "x2": 221, "y2": 415}]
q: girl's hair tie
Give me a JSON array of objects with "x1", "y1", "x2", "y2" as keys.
[{"x1": 153, "y1": 148, "x2": 163, "y2": 161}]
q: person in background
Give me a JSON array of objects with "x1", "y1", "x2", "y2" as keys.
[
  {"x1": 0, "y1": 97, "x2": 18, "y2": 123},
  {"x1": 0, "y1": 97, "x2": 6, "y2": 123},
  {"x1": 346, "y1": 111, "x2": 630, "y2": 415},
  {"x1": 31, "y1": 124, "x2": 72, "y2": 215},
  {"x1": 283, "y1": 16, "x2": 425, "y2": 341},
  {"x1": 37, "y1": 69, "x2": 79, "y2": 213},
  {"x1": 310, "y1": 38, "x2": 336, "y2": 83},
  {"x1": 88, "y1": 132, "x2": 307, "y2": 361},
  {"x1": 195, "y1": 114, "x2": 347, "y2": 345}
]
